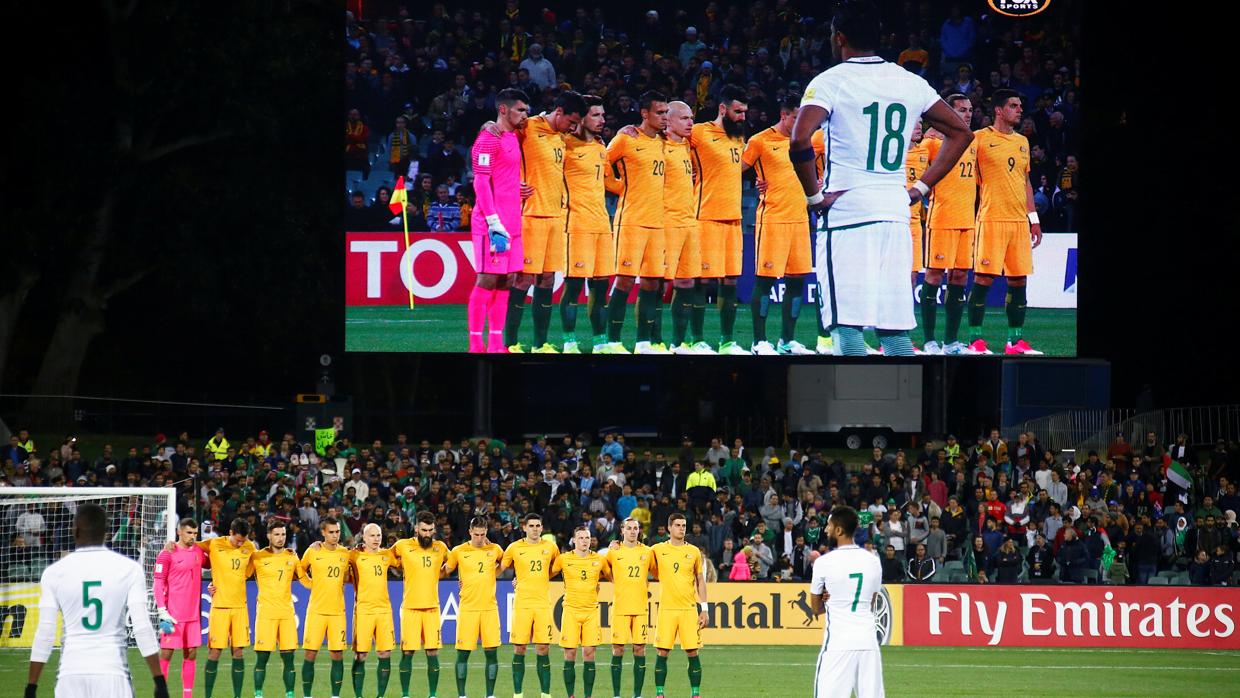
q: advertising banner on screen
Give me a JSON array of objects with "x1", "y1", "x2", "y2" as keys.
[{"x1": 902, "y1": 584, "x2": 1240, "y2": 649}]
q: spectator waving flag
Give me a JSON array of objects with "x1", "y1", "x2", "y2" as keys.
[
  {"x1": 1167, "y1": 459, "x2": 1192, "y2": 490},
  {"x1": 388, "y1": 176, "x2": 415, "y2": 310}
]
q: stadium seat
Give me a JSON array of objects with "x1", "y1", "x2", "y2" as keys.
[
  {"x1": 1083, "y1": 569, "x2": 1099, "y2": 584},
  {"x1": 943, "y1": 560, "x2": 965, "y2": 573},
  {"x1": 1157, "y1": 570, "x2": 1179, "y2": 581},
  {"x1": 1147, "y1": 576, "x2": 1168, "y2": 585},
  {"x1": 1172, "y1": 573, "x2": 1190, "y2": 586}
]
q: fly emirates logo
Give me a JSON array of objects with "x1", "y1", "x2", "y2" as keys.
[{"x1": 924, "y1": 591, "x2": 1236, "y2": 646}]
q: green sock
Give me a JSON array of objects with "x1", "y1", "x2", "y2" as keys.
[
  {"x1": 611, "y1": 654, "x2": 623, "y2": 697},
  {"x1": 205, "y1": 658, "x2": 219, "y2": 698},
  {"x1": 751, "y1": 276, "x2": 775, "y2": 343},
  {"x1": 536, "y1": 653, "x2": 552, "y2": 693},
  {"x1": 301, "y1": 659, "x2": 314, "y2": 697},
  {"x1": 691, "y1": 281, "x2": 707, "y2": 342},
  {"x1": 781, "y1": 276, "x2": 805, "y2": 344},
  {"x1": 378, "y1": 656, "x2": 392, "y2": 697},
  {"x1": 671, "y1": 286, "x2": 692, "y2": 345},
  {"x1": 636, "y1": 288, "x2": 658, "y2": 342},
  {"x1": 504, "y1": 287, "x2": 526, "y2": 346},
  {"x1": 968, "y1": 283, "x2": 990, "y2": 337},
  {"x1": 583, "y1": 660, "x2": 596, "y2": 697},
  {"x1": 588, "y1": 279, "x2": 610, "y2": 337},
  {"x1": 688, "y1": 655, "x2": 702, "y2": 695},
  {"x1": 607, "y1": 287, "x2": 629, "y2": 342},
  {"x1": 484, "y1": 649, "x2": 499, "y2": 696},
  {"x1": 532, "y1": 285, "x2": 554, "y2": 346},
  {"x1": 400, "y1": 653, "x2": 413, "y2": 696},
  {"x1": 512, "y1": 652, "x2": 526, "y2": 693},
  {"x1": 1006, "y1": 284, "x2": 1027, "y2": 341},
  {"x1": 455, "y1": 651, "x2": 469, "y2": 697},
  {"x1": 352, "y1": 658, "x2": 366, "y2": 697},
  {"x1": 652, "y1": 282, "x2": 666, "y2": 343},
  {"x1": 815, "y1": 285, "x2": 830, "y2": 337},
  {"x1": 427, "y1": 654, "x2": 440, "y2": 697},
  {"x1": 944, "y1": 283, "x2": 966, "y2": 344},
  {"x1": 634, "y1": 655, "x2": 647, "y2": 696},
  {"x1": 919, "y1": 281, "x2": 940, "y2": 342},
  {"x1": 281, "y1": 651, "x2": 295, "y2": 696},
  {"x1": 255, "y1": 651, "x2": 270, "y2": 695},
  {"x1": 232, "y1": 656, "x2": 245, "y2": 698},
  {"x1": 719, "y1": 283, "x2": 738, "y2": 342},
  {"x1": 654, "y1": 655, "x2": 667, "y2": 694},
  {"x1": 561, "y1": 277, "x2": 584, "y2": 339},
  {"x1": 563, "y1": 658, "x2": 576, "y2": 696},
  {"x1": 331, "y1": 658, "x2": 344, "y2": 697}
]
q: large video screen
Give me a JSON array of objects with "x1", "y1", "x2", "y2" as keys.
[{"x1": 344, "y1": 1, "x2": 1078, "y2": 356}]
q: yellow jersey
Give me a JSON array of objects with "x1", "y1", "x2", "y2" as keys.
[
  {"x1": 553, "y1": 551, "x2": 610, "y2": 610},
  {"x1": 651, "y1": 541, "x2": 702, "y2": 611},
  {"x1": 607, "y1": 129, "x2": 666, "y2": 229},
  {"x1": 564, "y1": 134, "x2": 611, "y2": 233},
  {"x1": 198, "y1": 537, "x2": 255, "y2": 609},
  {"x1": 605, "y1": 543, "x2": 655, "y2": 616},
  {"x1": 519, "y1": 115, "x2": 568, "y2": 218},
  {"x1": 446, "y1": 542, "x2": 503, "y2": 611},
  {"x1": 690, "y1": 121, "x2": 744, "y2": 221},
  {"x1": 502, "y1": 538, "x2": 560, "y2": 610},
  {"x1": 250, "y1": 547, "x2": 304, "y2": 619},
  {"x1": 350, "y1": 548, "x2": 397, "y2": 615},
  {"x1": 391, "y1": 538, "x2": 449, "y2": 609},
  {"x1": 924, "y1": 136, "x2": 979, "y2": 230},
  {"x1": 906, "y1": 139, "x2": 930, "y2": 225},
  {"x1": 742, "y1": 126, "x2": 819, "y2": 225},
  {"x1": 662, "y1": 137, "x2": 696, "y2": 228},
  {"x1": 301, "y1": 545, "x2": 351, "y2": 616},
  {"x1": 974, "y1": 127, "x2": 1031, "y2": 222}
]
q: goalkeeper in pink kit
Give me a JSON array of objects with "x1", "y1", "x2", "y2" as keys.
[
  {"x1": 153, "y1": 518, "x2": 209, "y2": 698},
  {"x1": 468, "y1": 88, "x2": 531, "y2": 352}
]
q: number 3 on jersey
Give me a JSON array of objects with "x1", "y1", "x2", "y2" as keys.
[{"x1": 862, "y1": 102, "x2": 907, "y2": 171}]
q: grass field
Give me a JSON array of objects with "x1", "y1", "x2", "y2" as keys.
[
  {"x1": 347, "y1": 305, "x2": 1077, "y2": 356},
  {"x1": 5, "y1": 644, "x2": 1233, "y2": 697}
]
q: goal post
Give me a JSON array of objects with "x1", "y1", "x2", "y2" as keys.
[{"x1": 0, "y1": 487, "x2": 178, "y2": 648}]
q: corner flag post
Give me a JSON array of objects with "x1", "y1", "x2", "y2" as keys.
[{"x1": 390, "y1": 176, "x2": 415, "y2": 309}]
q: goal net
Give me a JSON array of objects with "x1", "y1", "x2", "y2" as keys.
[{"x1": 0, "y1": 487, "x2": 177, "y2": 648}]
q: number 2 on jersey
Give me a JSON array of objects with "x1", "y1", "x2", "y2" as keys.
[{"x1": 862, "y1": 102, "x2": 907, "y2": 171}]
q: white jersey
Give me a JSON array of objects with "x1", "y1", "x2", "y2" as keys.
[
  {"x1": 801, "y1": 56, "x2": 941, "y2": 228},
  {"x1": 810, "y1": 544, "x2": 883, "y2": 651},
  {"x1": 31, "y1": 546, "x2": 160, "y2": 678}
]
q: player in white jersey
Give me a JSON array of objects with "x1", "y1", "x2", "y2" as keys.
[
  {"x1": 790, "y1": 0, "x2": 973, "y2": 356},
  {"x1": 27, "y1": 503, "x2": 169, "y2": 698},
  {"x1": 810, "y1": 505, "x2": 884, "y2": 698}
]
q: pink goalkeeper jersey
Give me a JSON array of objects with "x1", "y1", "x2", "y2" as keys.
[
  {"x1": 470, "y1": 129, "x2": 523, "y2": 237},
  {"x1": 154, "y1": 543, "x2": 207, "y2": 622}
]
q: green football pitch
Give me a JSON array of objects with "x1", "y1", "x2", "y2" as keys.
[
  {"x1": 5, "y1": 645, "x2": 1233, "y2": 697},
  {"x1": 347, "y1": 305, "x2": 1077, "y2": 356}
]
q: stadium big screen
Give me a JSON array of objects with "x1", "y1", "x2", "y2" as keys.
[{"x1": 344, "y1": 1, "x2": 1079, "y2": 356}]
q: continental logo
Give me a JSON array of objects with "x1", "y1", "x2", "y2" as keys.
[{"x1": 987, "y1": 0, "x2": 1052, "y2": 17}]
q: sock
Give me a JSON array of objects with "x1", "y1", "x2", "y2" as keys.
[
  {"x1": 878, "y1": 330, "x2": 916, "y2": 357},
  {"x1": 331, "y1": 658, "x2": 344, "y2": 697},
  {"x1": 751, "y1": 276, "x2": 775, "y2": 343},
  {"x1": 636, "y1": 288, "x2": 658, "y2": 342},
  {"x1": 352, "y1": 659, "x2": 365, "y2": 697},
  {"x1": 183, "y1": 658, "x2": 197, "y2": 698},
  {"x1": 633, "y1": 655, "x2": 646, "y2": 696},
  {"x1": 454, "y1": 651, "x2": 469, "y2": 697},
  {"x1": 205, "y1": 658, "x2": 219, "y2": 698},
  {"x1": 832, "y1": 326, "x2": 868, "y2": 356},
  {"x1": 1006, "y1": 284, "x2": 1027, "y2": 341},
  {"x1": 607, "y1": 287, "x2": 629, "y2": 342},
  {"x1": 815, "y1": 284, "x2": 830, "y2": 337},
  {"x1": 280, "y1": 652, "x2": 295, "y2": 696},
  {"x1": 563, "y1": 658, "x2": 576, "y2": 697},
  {"x1": 653, "y1": 655, "x2": 667, "y2": 695},
  {"x1": 512, "y1": 652, "x2": 526, "y2": 693},
  {"x1": 944, "y1": 283, "x2": 966, "y2": 344},
  {"x1": 161, "y1": 657, "x2": 170, "y2": 681},
  {"x1": 652, "y1": 282, "x2": 666, "y2": 343},
  {"x1": 588, "y1": 279, "x2": 610, "y2": 337},
  {"x1": 781, "y1": 276, "x2": 805, "y2": 344},
  {"x1": 671, "y1": 286, "x2": 692, "y2": 345},
  {"x1": 504, "y1": 287, "x2": 527, "y2": 346},
  {"x1": 232, "y1": 656, "x2": 246, "y2": 698},
  {"x1": 400, "y1": 653, "x2": 413, "y2": 697},
  {"x1": 718, "y1": 283, "x2": 738, "y2": 342},
  {"x1": 484, "y1": 649, "x2": 499, "y2": 696},
  {"x1": 487, "y1": 288, "x2": 508, "y2": 351},
  {"x1": 610, "y1": 655, "x2": 623, "y2": 697},
  {"x1": 688, "y1": 655, "x2": 702, "y2": 696},
  {"x1": 428, "y1": 654, "x2": 441, "y2": 697},
  {"x1": 919, "y1": 281, "x2": 940, "y2": 342},
  {"x1": 583, "y1": 660, "x2": 596, "y2": 697},
  {"x1": 301, "y1": 659, "x2": 315, "y2": 697},
  {"x1": 378, "y1": 656, "x2": 392, "y2": 696},
  {"x1": 561, "y1": 277, "x2": 584, "y2": 339},
  {"x1": 532, "y1": 285, "x2": 553, "y2": 346},
  {"x1": 691, "y1": 281, "x2": 709, "y2": 342},
  {"x1": 255, "y1": 652, "x2": 269, "y2": 695},
  {"x1": 467, "y1": 286, "x2": 488, "y2": 352},
  {"x1": 536, "y1": 653, "x2": 551, "y2": 693},
  {"x1": 968, "y1": 283, "x2": 990, "y2": 337}
]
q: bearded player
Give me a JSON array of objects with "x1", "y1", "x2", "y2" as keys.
[
  {"x1": 249, "y1": 519, "x2": 308, "y2": 698},
  {"x1": 391, "y1": 511, "x2": 450, "y2": 698}
]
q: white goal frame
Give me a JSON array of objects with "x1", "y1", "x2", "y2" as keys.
[{"x1": 0, "y1": 487, "x2": 178, "y2": 542}]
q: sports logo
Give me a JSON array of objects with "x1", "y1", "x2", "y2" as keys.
[
  {"x1": 987, "y1": 0, "x2": 1052, "y2": 17},
  {"x1": 873, "y1": 587, "x2": 895, "y2": 645}
]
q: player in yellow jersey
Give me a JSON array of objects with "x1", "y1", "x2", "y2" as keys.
[
  {"x1": 250, "y1": 519, "x2": 308, "y2": 698},
  {"x1": 661, "y1": 100, "x2": 709, "y2": 356},
  {"x1": 605, "y1": 518, "x2": 657, "y2": 698},
  {"x1": 601, "y1": 90, "x2": 668, "y2": 355},
  {"x1": 907, "y1": 119, "x2": 930, "y2": 285},
  {"x1": 552, "y1": 527, "x2": 611, "y2": 698},
  {"x1": 559, "y1": 94, "x2": 614, "y2": 355},
  {"x1": 500, "y1": 513, "x2": 561, "y2": 698},
  {"x1": 391, "y1": 511, "x2": 450, "y2": 698},
  {"x1": 445, "y1": 516, "x2": 504, "y2": 698},
  {"x1": 968, "y1": 88, "x2": 1044, "y2": 355},
  {"x1": 188, "y1": 517, "x2": 255, "y2": 698},
  {"x1": 651, "y1": 514, "x2": 708, "y2": 698},
  {"x1": 301, "y1": 517, "x2": 352, "y2": 698},
  {"x1": 743, "y1": 97, "x2": 821, "y2": 356},
  {"x1": 349, "y1": 523, "x2": 397, "y2": 698},
  {"x1": 503, "y1": 91, "x2": 587, "y2": 354},
  {"x1": 920, "y1": 94, "x2": 980, "y2": 356}
]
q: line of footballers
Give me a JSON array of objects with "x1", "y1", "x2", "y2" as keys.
[
  {"x1": 468, "y1": 82, "x2": 1044, "y2": 356},
  {"x1": 159, "y1": 511, "x2": 708, "y2": 698}
]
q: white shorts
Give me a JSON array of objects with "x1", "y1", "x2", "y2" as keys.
[
  {"x1": 816, "y1": 221, "x2": 915, "y2": 331},
  {"x1": 813, "y1": 649, "x2": 884, "y2": 698},
  {"x1": 56, "y1": 675, "x2": 134, "y2": 698}
]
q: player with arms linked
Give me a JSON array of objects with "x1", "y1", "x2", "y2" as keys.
[
  {"x1": 445, "y1": 516, "x2": 505, "y2": 698},
  {"x1": 391, "y1": 510, "x2": 451, "y2": 698},
  {"x1": 651, "y1": 514, "x2": 709, "y2": 698}
]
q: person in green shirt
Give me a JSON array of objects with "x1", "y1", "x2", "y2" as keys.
[{"x1": 718, "y1": 448, "x2": 747, "y2": 490}]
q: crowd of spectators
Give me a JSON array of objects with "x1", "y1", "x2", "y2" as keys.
[
  {"x1": 3, "y1": 423, "x2": 1237, "y2": 587},
  {"x1": 343, "y1": 2, "x2": 1082, "y2": 233}
]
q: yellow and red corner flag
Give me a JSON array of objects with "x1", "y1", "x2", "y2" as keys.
[{"x1": 389, "y1": 176, "x2": 414, "y2": 309}]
